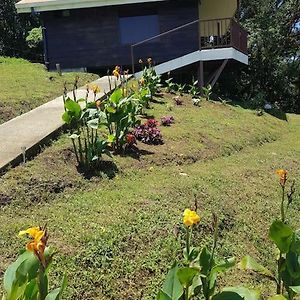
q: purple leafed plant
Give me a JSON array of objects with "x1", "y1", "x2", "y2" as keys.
[
  {"x1": 161, "y1": 116, "x2": 175, "y2": 126},
  {"x1": 134, "y1": 119, "x2": 164, "y2": 145}
]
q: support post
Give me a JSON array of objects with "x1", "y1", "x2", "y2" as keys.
[
  {"x1": 198, "y1": 61, "x2": 204, "y2": 90},
  {"x1": 131, "y1": 46, "x2": 135, "y2": 75}
]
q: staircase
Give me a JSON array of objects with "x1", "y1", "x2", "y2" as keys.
[{"x1": 131, "y1": 18, "x2": 248, "y2": 85}]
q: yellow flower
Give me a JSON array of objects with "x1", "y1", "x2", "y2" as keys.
[
  {"x1": 90, "y1": 84, "x2": 100, "y2": 94},
  {"x1": 19, "y1": 226, "x2": 44, "y2": 240},
  {"x1": 113, "y1": 69, "x2": 120, "y2": 78},
  {"x1": 139, "y1": 77, "x2": 145, "y2": 85},
  {"x1": 183, "y1": 209, "x2": 200, "y2": 227},
  {"x1": 276, "y1": 169, "x2": 288, "y2": 187},
  {"x1": 19, "y1": 226, "x2": 48, "y2": 268}
]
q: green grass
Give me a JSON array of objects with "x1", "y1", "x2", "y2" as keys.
[
  {"x1": 0, "y1": 89, "x2": 300, "y2": 299},
  {"x1": 0, "y1": 57, "x2": 98, "y2": 124}
]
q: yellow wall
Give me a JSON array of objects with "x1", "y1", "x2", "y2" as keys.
[
  {"x1": 199, "y1": 0, "x2": 238, "y2": 36},
  {"x1": 200, "y1": 0, "x2": 238, "y2": 20}
]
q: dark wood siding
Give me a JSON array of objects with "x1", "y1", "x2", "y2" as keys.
[{"x1": 42, "y1": 0, "x2": 198, "y2": 70}]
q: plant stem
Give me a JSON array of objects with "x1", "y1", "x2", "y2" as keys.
[
  {"x1": 281, "y1": 186, "x2": 285, "y2": 222},
  {"x1": 186, "y1": 227, "x2": 191, "y2": 260},
  {"x1": 38, "y1": 266, "x2": 47, "y2": 300},
  {"x1": 277, "y1": 254, "x2": 282, "y2": 294}
]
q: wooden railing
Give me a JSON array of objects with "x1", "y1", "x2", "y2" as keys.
[
  {"x1": 200, "y1": 18, "x2": 247, "y2": 54},
  {"x1": 131, "y1": 18, "x2": 248, "y2": 73}
]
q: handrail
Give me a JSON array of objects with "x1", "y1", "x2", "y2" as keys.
[
  {"x1": 131, "y1": 19, "x2": 199, "y2": 47},
  {"x1": 131, "y1": 17, "x2": 247, "y2": 74}
]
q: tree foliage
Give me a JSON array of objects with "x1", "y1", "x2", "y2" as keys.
[
  {"x1": 220, "y1": 0, "x2": 300, "y2": 113},
  {"x1": 0, "y1": 0, "x2": 41, "y2": 60}
]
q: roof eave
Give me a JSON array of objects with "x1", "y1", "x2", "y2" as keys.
[{"x1": 16, "y1": 0, "x2": 167, "y2": 13}]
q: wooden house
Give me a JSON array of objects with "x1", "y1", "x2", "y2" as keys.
[{"x1": 16, "y1": 0, "x2": 248, "y2": 86}]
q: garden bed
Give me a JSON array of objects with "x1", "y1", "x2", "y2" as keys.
[{"x1": 0, "y1": 87, "x2": 300, "y2": 299}]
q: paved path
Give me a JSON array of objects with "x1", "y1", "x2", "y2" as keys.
[{"x1": 0, "y1": 75, "x2": 127, "y2": 172}]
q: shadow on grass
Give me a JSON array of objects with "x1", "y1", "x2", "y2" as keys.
[
  {"x1": 78, "y1": 160, "x2": 119, "y2": 180},
  {"x1": 120, "y1": 146, "x2": 155, "y2": 160},
  {"x1": 212, "y1": 94, "x2": 288, "y2": 122}
]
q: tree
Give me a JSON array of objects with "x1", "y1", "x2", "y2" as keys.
[
  {"x1": 0, "y1": 0, "x2": 42, "y2": 60},
  {"x1": 220, "y1": 0, "x2": 300, "y2": 113}
]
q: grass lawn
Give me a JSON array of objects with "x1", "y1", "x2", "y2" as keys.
[
  {"x1": 0, "y1": 57, "x2": 98, "y2": 124},
  {"x1": 0, "y1": 88, "x2": 300, "y2": 299}
]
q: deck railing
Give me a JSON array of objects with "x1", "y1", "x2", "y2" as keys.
[{"x1": 131, "y1": 17, "x2": 248, "y2": 73}]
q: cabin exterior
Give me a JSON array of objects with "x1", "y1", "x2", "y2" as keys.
[{"x1": 16, "y1": 0, "x2": 248, "y2": 85}]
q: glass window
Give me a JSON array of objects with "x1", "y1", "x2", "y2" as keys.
[{"x1": 119, "y1": 15, "x2": 159, "y2": 45}]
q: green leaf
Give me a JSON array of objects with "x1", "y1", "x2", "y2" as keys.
[
  {"x1": 177, "y1": 267, "x2": 199, "y2": 288},
  {"x1": 291, "y1": 230, "x2": 300, "y2": 254},
  {"x1": 212, "y1": 291, "x2": 244, "y2": 300},
  {"x1": 239, "y1": 255, "x2": 275, "y2": 279},
  {"x1": 286, "y1": 251, "x2": 300, "y2": 279},
  {"x1": 45, "y1": 274, "x2": 67, "y2": 300},
  {"x1": 109, "y1": 89, "x2": 123, "y2": 103},
  {"x1": 106, "y1": 105, "x2": 117, "y2": 114},
  {"x1": 156, "y1": 290, "x2": 172, "y2": 300},
  {"x1": 161, "y1": 264, "x2": 183, "y2": 300},
  {"x1": 290, "y1": 286, "x2": 300, "y2": 294},
  {"x1": 64, "y1": 98, "x2": 81, "y2": 119},
  {"x1": 269, "y1": 221, "x2": 293, "y2": 253},
  {"x1": 87, "y1": 118, "x2": 99, "y2": 129},
  {"x1": 268, "y1": 295, "x2": 287, "y2": 300},
  {"x1": 223, "y1": 287, "x2": 261, "y2": 300},
  {"x1": 211, "y1": 257, "x2": 236, "y2": 274},
  {"x1": 69, "y1": 134, "x2": 79, "y2": 139},
  {"x1": 107, "y1": 134, "x2": 116, "y2": 143},
  {"x1": 209, "y1": 258, "x2": 236, "y2": 291},
  {"x1": 4, "y1": 251, "x2": 40, "y2": 300},
  {"x1": 199, "y1": 247, "x2": 213, "y2": 275},
  {"x1": 62, "y1": 111, "x2": 71, "y2": 124}
]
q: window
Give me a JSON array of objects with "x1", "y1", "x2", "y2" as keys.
[{"x1": 119, "y1": 15, "x2": 159, "y2": 45}]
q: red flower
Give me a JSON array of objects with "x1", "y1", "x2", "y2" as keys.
[{"x1": 126, "y1": 133, "x2": 136, "y2": 146}]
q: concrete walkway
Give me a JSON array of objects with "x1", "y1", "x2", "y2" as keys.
[{"x1": 0, "y1": 75, "x2": 127, "y2": 172}]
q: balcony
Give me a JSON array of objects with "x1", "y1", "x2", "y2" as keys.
[{"x1": 200, "y1": 18, "x2": 248, "y2": 54}]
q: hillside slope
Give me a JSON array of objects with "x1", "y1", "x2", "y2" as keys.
[
  {"x1": 0, "y1": 57, "x2": 98, "y2": 124},
  {"x1": 0, "y1": 92, "x2": 299, "y2": 299}
]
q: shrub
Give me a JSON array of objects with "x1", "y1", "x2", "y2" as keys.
[{"x1": 26, "y1": 27, "x2": 43, "y2": 49}]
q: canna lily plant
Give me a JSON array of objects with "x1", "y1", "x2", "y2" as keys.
[
  {"x1": 2, "y1": 226, "x2": 66, "y2": 300},
  {"x1": 239, "y1": 169, "x2": 299, "y2": 300},
  {"x1": 157, "y1": 209, "x2": 258, "y2": 300}
]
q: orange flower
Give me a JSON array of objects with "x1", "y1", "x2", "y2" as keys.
[
  {"x1": 19, "y1": 226, "x2": 48, "y2": 268},
  {"x1": 276, "y1": 169, "x2": 288, "y2": 187}
]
